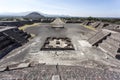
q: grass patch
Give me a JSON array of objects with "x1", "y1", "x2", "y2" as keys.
[
  {"x1": 80, "y1": 24, "x2": 96, "y2": 31},
  {"x1": 19, "y1": 23, "x2": 40, "y2": 39},
  {"x1": 19, "y1": 23, "x2": 40, "y2": 30}
]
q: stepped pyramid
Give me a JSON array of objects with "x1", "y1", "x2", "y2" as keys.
[{"x1": 51, "y1": 18, "x2": 65, "y2": 28}]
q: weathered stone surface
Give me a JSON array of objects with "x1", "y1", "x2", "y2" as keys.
[
  {"x1": 0, "y1": 65, "x2": 57, "y2": 80},
  {"x1": 88, "y1": 30, "x2": 111, "y2": 46},
  {"x1": 51, "y1": 18, "x2": 65, "y2": 28},
  {"x1": 91, "y1": 22, "x2": 101, "y2": 28},
  {"x1": 105, "y1": 37, "x2": 120, "y2": 48},
  {"x1": 52, "y1": 75, "x2": 60, "y2": 80},
  {"x1": 0, "y1": 26, "x2": 31, "y2": 59},
  {"x1": 59, "y1": 65, "x2": 120, "y2": 80},
  {"x1": 114, "y1": 25, "x2": 120, "y2": 29},
  {"x1": 110, "y1": 33, "x2": 120, "y2": 42},
  {"x1": 41, "y1": 37, "x2": 74, "y2": 50},
  {"x1": 82, "y1": 21, "x2": 93, "y2": 26},
  {"x1": 96, "y1": 23, "x2": 104, "y2": 29},
  {"x1": 0, "y1": 66, "x2": 7, "y2": 72},
  {"x1": 29, "y1": 61, "x2": 45, "y2": 67},
  {"x1": 96, "y1": 23, "x2": 110, "y2": 29},
  {"x1": 0, "y1": 65, "x2": 120, "y2": 80},
  {"x1": 85, "y1": 31, "x2": 97, "y2": 38},
  {"x1": 99, "y1": 41, "x2": 118, "y2": 56},
  {"x1": 8, "y1": 62, "x2": 30, "y2": 70},
  {"x1": 0, "y1": 23, "x2": 120, "y2": 80}
]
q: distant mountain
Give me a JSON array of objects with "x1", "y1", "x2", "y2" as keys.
[
  {"x1": 25, "y1": 12, "x2": 70, "y2": 18},
  {"x1": 0, "y1": 11, "x2": 71, "y2": 18},
  {"x1": 25, "y1": 12, "x2": 44, "y2": 18}
]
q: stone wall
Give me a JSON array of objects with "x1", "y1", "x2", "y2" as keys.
[
  {"x1": 87, "y1": 29, "x2": 120, "y2": 58},
  {"x1": 0, "y1": 26, "x2": 31, "y2": 59},
  {"x1": 0, "y1": 20, "x2": 40, "y2": 27},
  {"x1": 82, "y1": 21, "x2": 120, "y2": 30},
  {"x1": 88, "y1": 30, "x2": 111, "y2": 46}
]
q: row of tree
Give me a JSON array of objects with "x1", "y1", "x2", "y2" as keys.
[{"x1": 0, "y1": 16, "x2": 120, "y2": 24}]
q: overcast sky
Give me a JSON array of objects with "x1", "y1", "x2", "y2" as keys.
[{"x1": 0, "y1": 0, "x2": 120, "y2": 17}]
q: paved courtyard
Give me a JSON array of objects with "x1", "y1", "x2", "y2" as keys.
[
  {"x1": 0, "y1": 23, "x2": 120, "y2": 80},
  {"x1": 0, "y1": 23, "x2": 120, "y2": 67}
]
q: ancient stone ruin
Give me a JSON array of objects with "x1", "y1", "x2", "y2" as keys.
[
  {"x1": 50, "y1": 18, "x2": 65, "y2": 28},
  {"x1": 84, "y1": 21, "x2": 120, "y2": 30},
  {"x1": 0, "y1": 26, "x2": 31, "y2": 59},
  {"x1": 41, "y1": 37, "x2": 74, "y2": 50},
  {"x1": 0, "y1": 19, "x2": 120, "y2": 80},
  {"x1": 87, "y1": 29, "x2": 120, "y2": 59}
]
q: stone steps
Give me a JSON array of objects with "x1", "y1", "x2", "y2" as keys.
[
  {"x1": 91, "y1": 22, "x2": 101, "y2": 28},
  {"x1": 96, "y1": 23, "x2": 104, "y2": 29},
  {"x1": 3, "y1": 30, "x2": 28, "y2": 45},
  {"x1": 88, "y1": 30, "x2": 111, "y2": 46},
  {"x1": 0, "y1": 35, "x2": 7, "y2": 42},
  {"x1": 0, "y1": 40, "x2": 12, "y2": 50},
  {"x1": 0, "y1": 27, "x2": 31, "y2": 59},
  {"x1": 0, "y1": 43, "x2": 20, "y2": 59}
]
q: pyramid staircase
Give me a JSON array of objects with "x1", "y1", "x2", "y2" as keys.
[
  {"x1": 0, "y1": 28, "x2": 31, "y2": 59},
  {"x1": 88, "y1": 30, "x2": 111, "y2": 46}
]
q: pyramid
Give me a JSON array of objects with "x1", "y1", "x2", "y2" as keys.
[{"x1": 51, "y1": 18, "x2": 65, "y2": 28}]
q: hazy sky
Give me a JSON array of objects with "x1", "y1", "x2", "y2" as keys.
[{"x1": 0, "y1": 0, "x2": 120, "y2": 17}]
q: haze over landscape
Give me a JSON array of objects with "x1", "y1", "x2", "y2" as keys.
[{"x1": 0, "y1": 0, "x2": 120, "y2": 17}]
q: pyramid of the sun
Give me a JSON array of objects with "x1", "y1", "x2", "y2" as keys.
[{"x1": 51, "y1": 18, "x2": 65, "y2": 28}]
